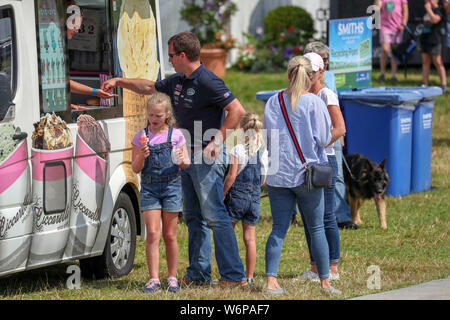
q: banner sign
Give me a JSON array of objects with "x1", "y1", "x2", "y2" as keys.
[{"x1": 329, "y1": 17, "x2": 372, "y2": 92}]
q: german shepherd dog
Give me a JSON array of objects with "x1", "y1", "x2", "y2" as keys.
[{"x1": 343, "y1": 153, "x2": 390, "y2": 229}]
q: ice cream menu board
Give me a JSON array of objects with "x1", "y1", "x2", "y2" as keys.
[{"x1": 38, "y1": 0, "x2": 68, "y2": 113}]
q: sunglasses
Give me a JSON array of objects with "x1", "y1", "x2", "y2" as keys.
[{"x1": 169, "y1": 52, "x2": 180, "y2": 58}]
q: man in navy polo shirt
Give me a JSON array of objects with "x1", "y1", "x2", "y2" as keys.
[{"x1": 102, "y1": 32, "x2": 247, "y2": 287}]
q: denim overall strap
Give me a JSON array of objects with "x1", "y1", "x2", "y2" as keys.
[
  {"x1": 232, "y1": 148, "x2": 261, "y2": 194},
  {"x1": 141, "y1": 126, "x2": 179, "y2": 183},
  {"x1": 168, "y1": 126, "x2": 173, "y2": 143}
]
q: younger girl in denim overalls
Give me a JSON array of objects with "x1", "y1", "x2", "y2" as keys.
[
  {"x1": 223, "y1": 112, "x2": 268, "y2": 284},
  {"x1": 131, "y1": 92, "x2": 189, "y2": 293}
]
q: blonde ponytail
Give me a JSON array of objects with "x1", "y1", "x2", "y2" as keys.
[
  {"x1": 286, "y1": 56, "x2": 313, "y2": 112},
  {"x1": 239, "y1": 112, "x2": 264, "y2": 157}
]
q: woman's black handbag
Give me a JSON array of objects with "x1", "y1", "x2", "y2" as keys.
[
  {"x1": 277, "y1": 91, "x2": 332, "y2": 190},
  {"x1": 304, "y1": 163, "x2": 333, "y2": 190}
]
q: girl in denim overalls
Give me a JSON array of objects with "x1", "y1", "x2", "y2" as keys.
[
  {"x1": 131, "y1": 92, "x2": 190, "y2": 293},
  {"x1": 223, "y1": 112, "x2": 268, "y2": 284}
]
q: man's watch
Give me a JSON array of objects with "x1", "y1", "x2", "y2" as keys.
[{"x1": 212, "y1": 135, "x2": 222, "y2": 147}]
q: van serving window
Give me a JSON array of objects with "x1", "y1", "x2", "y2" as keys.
[{"x1": 67, "y1": 0, "x2": 120, "y2": 120}]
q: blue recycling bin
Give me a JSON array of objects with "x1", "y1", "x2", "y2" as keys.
[
  {"x1": 361, "y1": 86, "x2": 442, "y2": 193},
  {"x1": 339, "y1": 89, "x2": 422, "y2": 197}
]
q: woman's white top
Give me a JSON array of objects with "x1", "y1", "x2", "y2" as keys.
[{"x1": 317, "y1": 87, "x2": 340, "y2": 156}]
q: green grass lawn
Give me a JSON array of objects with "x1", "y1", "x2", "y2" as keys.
[{"x1": 0, "y1": 68, "x2": 448, "y2": 300}]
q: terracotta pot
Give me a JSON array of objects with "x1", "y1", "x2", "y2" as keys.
[{"x1": 200, "y1": 48, "x2": 228, "y2": 78}]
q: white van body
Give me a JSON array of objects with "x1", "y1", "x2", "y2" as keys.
[{"x1": 0, "y1": 0, "x2": 164, "y2": 279}]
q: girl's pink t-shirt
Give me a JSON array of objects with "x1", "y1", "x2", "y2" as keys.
[
  {"x1": 380, "y1": 0, "x2": 408, "y2": 32},
  {"x1": 132, "y1": 127, "x2": 186, "y2": 148}
]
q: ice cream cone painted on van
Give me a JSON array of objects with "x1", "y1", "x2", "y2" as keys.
[
  {"x1": 28, "y1": 114, "x2": 73, "y2": 267},
  {"x1": 0, "y1": 138, "x2": 33, "y2": 273},
  {"x1": 65, "y1": 115, "x2": 110, "y2": 257}
]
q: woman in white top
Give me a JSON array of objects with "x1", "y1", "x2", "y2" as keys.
[{"x1": 298, "y1": 52, "x2": 345, "y2": 282}]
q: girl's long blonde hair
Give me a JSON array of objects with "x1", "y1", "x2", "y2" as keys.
[
  {"x1": 286, "y1": 56, "x2": 314, "y2": 112},
  {"x1": 146, "y1": 92, "x2": 177, "y2": 128},
  {"x1": 240, "y1": 112, "x2": 264, "y2": 157}
]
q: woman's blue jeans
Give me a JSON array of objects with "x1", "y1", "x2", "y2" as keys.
[
  {"x1": 300, "y1": 155, "x2": 340, "y2": 265},
  {"x1": 265, "y1": 184, "x2": 330, "y2": 279}
]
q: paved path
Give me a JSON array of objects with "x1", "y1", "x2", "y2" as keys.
[{"x1": 351, "y1": 277, "x2": 450, "y2": 300}]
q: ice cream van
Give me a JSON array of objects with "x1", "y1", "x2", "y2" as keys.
[{"x1": 0, "y1": 0, "x2": 164, "y2": 279}]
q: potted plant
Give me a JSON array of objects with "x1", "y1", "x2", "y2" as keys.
[{"x1": 180, "y1": 0, "x2": 237, "y2": 78}]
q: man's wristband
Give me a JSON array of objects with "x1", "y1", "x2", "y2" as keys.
[{"x1": 92, "y1": 88, "x2": 97, "y2": 96}]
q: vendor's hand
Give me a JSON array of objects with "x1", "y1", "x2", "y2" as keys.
[
  {"x1": 71, "y1": 104, "x2": 89, "y2": 110},
  {"x1": 140, "y1": 144, "x2": 150, "y2": 159},
  {"x1": 95, "y1": 89, "x2": 118, "y2": 100},
  {"x1": 398, "y1": 24, "x2": 405, "y2": 31},
  {"x1": 101, "y1": 78, "x2": 119, "y2": 93}
]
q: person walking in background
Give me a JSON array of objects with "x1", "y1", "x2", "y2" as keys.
[
  {"x1": 445, "y1": 0, "x2": 450, "y2": 49},
  {"x1": 263, "y1": 55, "x2": 341, "y2": 296},
  {"x1": 303, "y1": 42, "x2": 358, "y2": 230},
  {"x1": 131, "y1": 92, "x2": 190, "y2": 293},
  {"x1": 297, "y1": 52, "x2": 345, "y2": 282},
  {"x1": 374, "y1": 0, "x2": 409, "y2": 82},
  {"x1": 420, "y1": 0, "x2": 448, "y2": 91},
  {"x1": 223, "y1": 112, "x2": 268, "y2": 285},
  {"x1": 445, "y1": 0, "x2": 450, "y2": 84},
  {"x1": 445, "y1": 0, "x2": 450, "y2": 50},
  {"x1": 102, "y1": 32, "x2": 247, "y2": 287}
]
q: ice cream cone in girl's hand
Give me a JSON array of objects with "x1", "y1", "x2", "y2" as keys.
[{"x1": 139, "y1": 131, "x2": 148, "y2": 146}]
